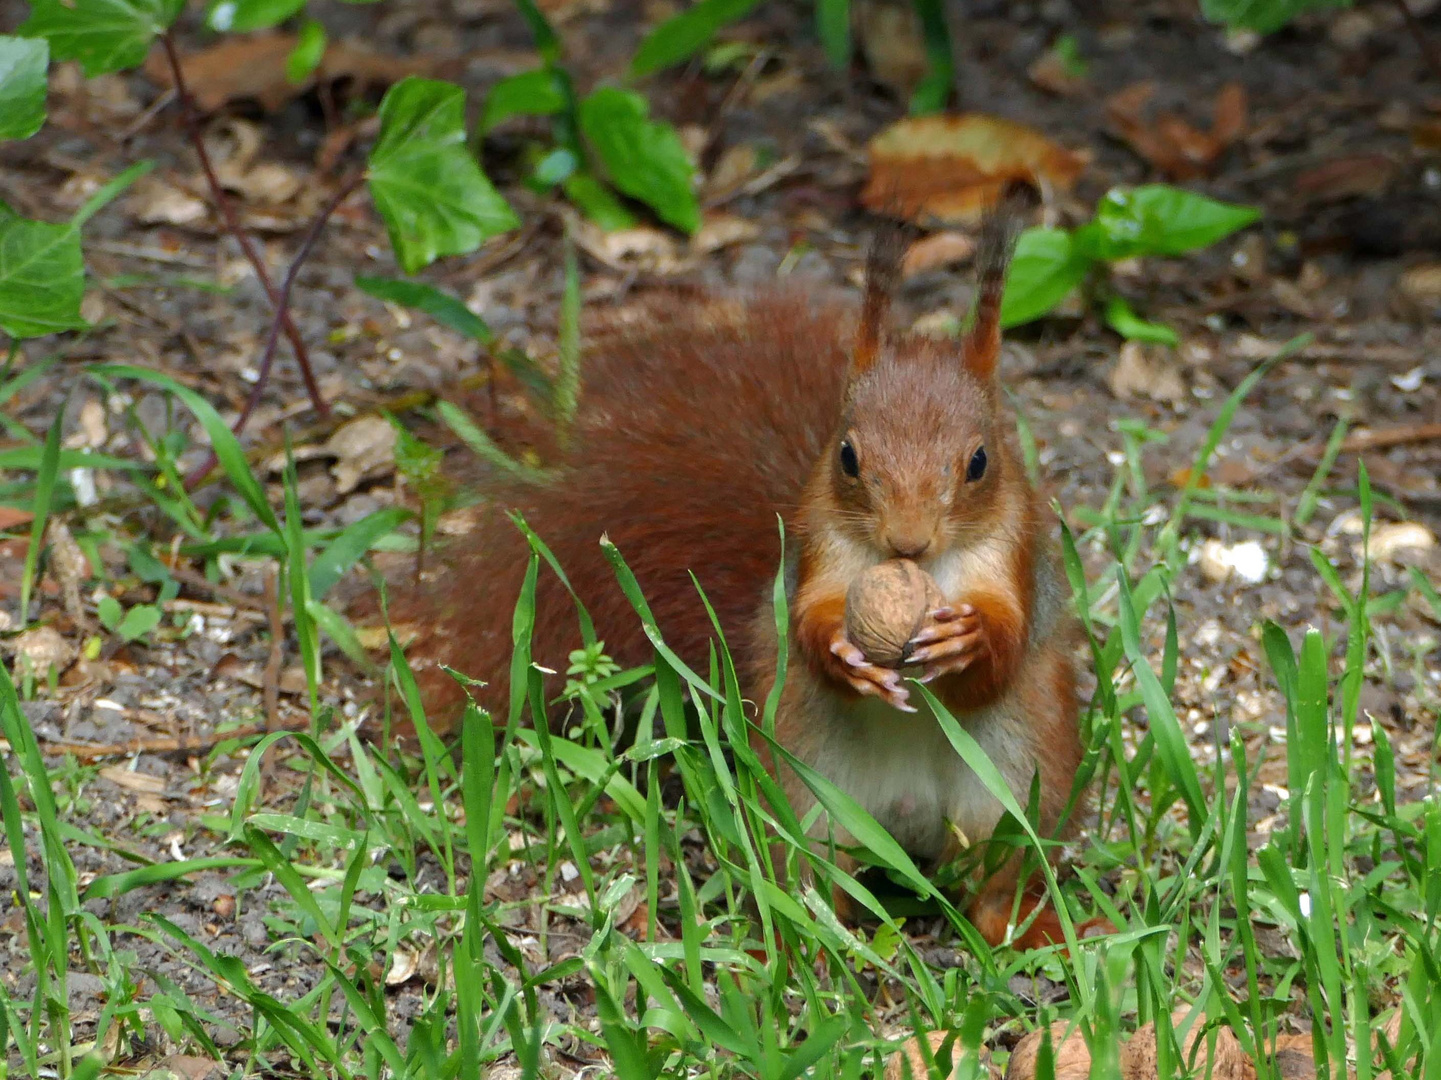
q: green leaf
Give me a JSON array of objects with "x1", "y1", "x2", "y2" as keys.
[
  {"x1": 354, "y1": 274, "x2": 493, "y2": 343},
  {"x1": 205, "y1": 0, "x2": 305, "y2": 32},
  {"x1": 562, "y1": 172, "x2": 637, "y2": 231},
  {"x1": 999, "y1": 226, "x2": 1090, "y2": 328},
  {"x1": 479, "y1": 67, "x2": 566, "y2": 132},
  {"x1": 20, "y1": 0, "x2": 184, "y2": 77},
  {"x1": 0, "y1": 206, "x2": 86, "y2": 340},
  {"x1": 116, "y1": 603, "x2": 161, "y2": 642},
  {"x1": 1082, "y1": 184, "x2": 1260, "y2": 261},
  {"x1": 97, "y1": 595, "x2": 123, "y2": 632},
  {"x1": 1103, "y1": 295, "x2": 1179, "y2": 346},
  {"x1": 0, "y1": 37, "x2": 48, "y2": 141},
  {"x1": 307, "y1": 505, "x2": 410, "y2": 599},
  {"x1": 816, "y1": 0, "x2": 851, "y2": 68},
  {"x1": 578, "y1": 87, "x2": 700, "y2": 234},
  {"x1": 1200, "y1": 0, "x2": 1347, "y2": 34},
  {"x1": 286, "y1": 19, "x2": 326, "y2": 83},
  {"x1": 367, "y1": 77, "x2": 520, "y2": 274},
  {"x1": 631, "y1": 0, "x2": 763, "y2": 77}
]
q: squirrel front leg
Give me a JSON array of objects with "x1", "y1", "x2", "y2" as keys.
[
  {"x1": 907, "y1": 588, "x2": 1027, "y2": 708},
  {"x1": 793, "y1": 588, "x2": 915, "y2": 712}
]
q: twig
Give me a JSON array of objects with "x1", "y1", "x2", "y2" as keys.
[
  {"x1": 35, "y1": 720, "x2": 307, "y2": 762},
  {"x1": 184, "y1": 171, "x2": 365, "y2": 489},
  {"x1": 1391, "y1": 0, "x2": 1441, "y2": 84},
  {"x1": 161, "y1": 33, "x2": 328, "y2": 420},
  {"x1": 1340, "y1": 421, "x2": 1441, "y2": 454}
]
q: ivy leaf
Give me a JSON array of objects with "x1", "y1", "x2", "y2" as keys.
[
  {"x1": 1081, "y1": 185, "x2": 1260, "y2": 261},
  {"x1": 367, "y1": 77, "x2": 519, "y2": 274},
  {"x1": 0, "y1": 204, "x2": 86, "y2": 341},
  {"x1": 20, "y1": 0, "x2": 184, "y2": 77},
  {"x1": 0, "y1": 37, "x2": 49, "y2": 142},
  {"x1": 630, "y1": 0, "x2": 762, "y2": 77},
  {"x1": 480, "y1": 67, "x2": 566, "y2": 133},
  {"x1": 205, "y1": 0, "x2": 305, "y2": 33},
  {"x1": 1104, "y1": 295, "x2": 1179, "y2": 346},
  {"x1": 999, "y1": 227, "x2": 1091, "y2": 328},
  {"x1": 578, "y1": 88, "x2": 699, "y2": 234}
]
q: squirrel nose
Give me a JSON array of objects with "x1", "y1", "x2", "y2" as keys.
[{"x1": 887, "y1": 533, "x2": 932, "y2": 559}]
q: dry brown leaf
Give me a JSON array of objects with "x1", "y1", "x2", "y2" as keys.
[
  {"x1": 1106, "y1": 81, "x2": 1246, "y2": 179},
  {"x1": 901, "y1": 231, "x2": 975, "y2": 278},
  {"x1": 862, "y1": 113, "x2": 1085, "y2": 226},
  {"x1": 143, "y1": 34, "x2": 432, "y2": 114},
  {"x1": 1294, "y1": 154, "x2": 1397, "y2": 204},
  {"x1": 127, "y1": 175, "x2": 210, "y2": 227},
  {"x1": 1109, "y1": 341, "x2": 1187, "y2": 407},
  {"x1": 690, "y1": 212, "x2": 760, "y2": 255},
  {"x1": 325, "y1": 415, "x2": 397, "y2": 495},
  {"x1": 1027, "y1": 48, "x2": 1088, "y2": 97},
  {"x1": 0, "y1": 507, "x2": 35, "y2": 531},
  {"x1": 100, "y1": 766, "x2": 168, "y2": 795},
  {"x1": 9, "y1": 625, "x2": 75, "y2": 675}
]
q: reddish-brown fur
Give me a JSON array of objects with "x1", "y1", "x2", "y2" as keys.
[{"x1": 382, "y1": 191, "x2": 1105, "y2": 949}]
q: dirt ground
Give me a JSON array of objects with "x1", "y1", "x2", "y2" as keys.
[{"x1": 1, "y1": 0, "x2": 1440, "y2": 1064}]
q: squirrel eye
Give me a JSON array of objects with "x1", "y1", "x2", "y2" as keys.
[
  {"x1": 966, "y1": 446, "x2": 987, "y2": 482},
  {"x1": 839, "y1": 440, "x2": 860, "y2": 479}
]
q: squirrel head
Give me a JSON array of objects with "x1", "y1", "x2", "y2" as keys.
[{"x1": 828, "y1": 184, "x2": 1034, "y2": 561}]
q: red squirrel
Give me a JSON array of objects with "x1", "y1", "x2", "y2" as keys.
[{"x1": 384, "y1": 186, "x2": 1099, "y2": 949}]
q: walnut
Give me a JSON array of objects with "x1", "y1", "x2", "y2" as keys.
[{"x1": 843, "y1": 559, "x2": 945, "y2": 668}]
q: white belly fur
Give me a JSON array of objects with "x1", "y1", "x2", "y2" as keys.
[{"x1": 806, "y1": 692, "x2": 1036, "y2": 864}]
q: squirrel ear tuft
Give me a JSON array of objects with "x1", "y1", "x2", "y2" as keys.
[
  {"x1": 852, "y1": 217, "x2": 915, "y2": 377},
  {"x1": 962, "y1": 181, "x2": 1037, "y2": 381}
]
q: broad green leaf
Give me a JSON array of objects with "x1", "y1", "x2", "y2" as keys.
[
  {"x1": 368, "y1": 77, "x2": 519, "y2": 274},
  {"x1": 205, "y1": 0, "x2": 304, "y2": 32},
  {"x1": 479, "y1": 67, "x2": 565, "y2": 132},
  {"x1": 116, "y1": 603, "x2": 161, "y2": 642},
  {"x1": 631, "y1": 0, "x2": 762, "y2": 77},
  {"x1": 562, "y1": 172, "x2": 637, "y2": 231},
  {"x1": 0, "y1": 37, "x2": 48, "y2": 141},
  {"x1": 999, "y1": 226, "x2": 1089, "y2": 328},
  {"x1": 354, "y1": 274, "x2": 493, "y2": 342},
  {"x1": 1104, "y1": 294, "x2": 1179, "y2": 346},
  {"x1": 578, "y1": 87, "x2": 700, "y2": 234},
  {"x1": 20, "y1": 0, "x2": 184, "y2": 77},
  {"x1": 1200, "y1": 0, "x2": 1347, "y2": 34},
  {"x1": 0, "y1": 205, "x2": 86, "y2": 340},
  {"x1": 1082, "y1": 184, "x2": 1260, "y2": 261},
  {"x1": 286, "y1": 19, "x2": 326, "y2": 83}
]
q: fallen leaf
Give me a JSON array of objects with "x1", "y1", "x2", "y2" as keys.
[
  {"x1": 901, "y1": 231, "x2": 975, "y2": 278},
  {"x1": 1106, "y1": 81, "x2": 1247, "y2": 180},
  {"x1": 0, "y1": 507, "x2": 34, "y2": 531},
  {"x1": 138, "y1": 1056, "x2": 226, "y2": 1080},
  {"x1": 690, "y1": 212, "x2": 760, "y2": 255},
  {"x1": 1398, "y1": 263, "x2": 1441, "y2": 305},
  {"x1": 1109, "y1": 340, "x2": 1187, "y2": 406},
  {"x1": 126, "y1": 175, "x2": 210, "y2": 227},
  {"x1": 100, "y1": 766, "x2": 168, "y2": 795},
  {"x1": 324, "y1": 415, "x2": 397, "y2": 495},
  {"x1": 1359, "y1": 521, "x2": 1436, "y2": 566},
  {"x1": 1294, "y1": 154, "x2": 1397, "y2": 204},
  {"x1": 143, "y1": 34, "x2": 433, "y2": 114},
  {"x1": 862, "y1": 113, "x2": 1086, "y2": 226},
  {"x1": 1027, "y1": 48, "x2": 1088, "y2": 97}
]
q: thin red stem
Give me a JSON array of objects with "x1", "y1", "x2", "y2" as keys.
[
  {"x1": 161, "y1": 33, "x2": 329, "y2": 420},
  {"x1": 184, "y1": 174, "x2": 365, "y2": 490}
]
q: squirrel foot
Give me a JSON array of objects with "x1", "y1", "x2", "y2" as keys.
[
  {"x1": 908, "y1": 604, "x2": 985, "y2": 683},
  {"x1": 828, "y1": 630, "x2": 915, "y2": 712}
]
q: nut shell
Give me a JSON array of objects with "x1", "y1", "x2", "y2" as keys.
[{"x1": 843, "y1": 559, "x2": 946, "y2": 668}]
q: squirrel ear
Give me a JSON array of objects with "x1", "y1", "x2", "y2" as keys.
[
  {"x1": 852, "y1": 218, "x2": 914, "y2": 377},
  {"x1": 962, "y1": 181, "x2": 1037, "y2": 382}
]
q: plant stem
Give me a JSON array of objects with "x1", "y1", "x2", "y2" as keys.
[
  {"x1": 161, "y1": 33, "x2": 329, "y2": 420},
  {"x1": 184, "y1": 173, "x2": 365, "y2": 489}
]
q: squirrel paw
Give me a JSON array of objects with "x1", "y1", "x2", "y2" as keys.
[
  {"x1": 828, "y1": 631, "x2": 915, "y2": 712},
  {"x1": 908, "y1": 605, "x2": 985, "y2": 683}
]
